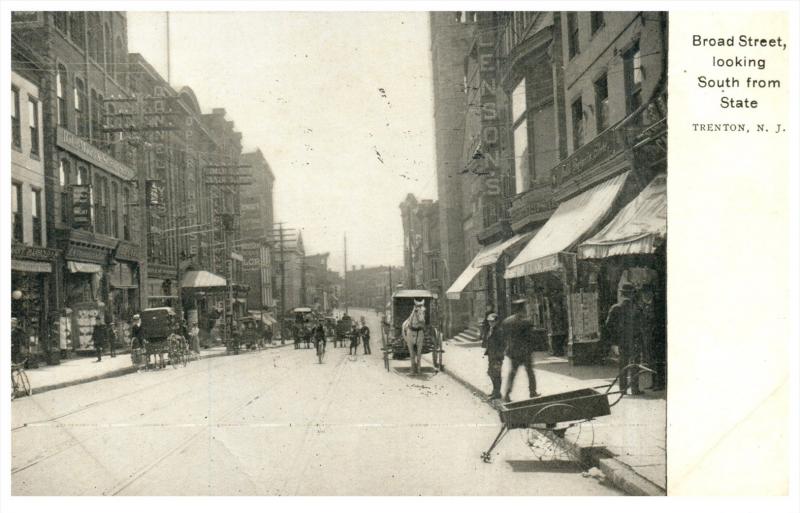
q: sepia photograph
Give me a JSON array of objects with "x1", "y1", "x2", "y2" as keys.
[{"x1": 3, "y1": 3, "x2": 790, "y2": 501}]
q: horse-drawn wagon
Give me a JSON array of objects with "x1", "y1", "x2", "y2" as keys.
[
  {"x1": 382, "y1": 290, "x2": 443, "y2": 374},
  {"x1": 138, "y1": 307, "x2": 189, "y2": 370}
]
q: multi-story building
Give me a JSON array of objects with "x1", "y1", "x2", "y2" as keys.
[
  {"x1": 12, "y1": 11, "x2": 141, "y2": 353},
  {"x1": 399, "y1": 194, "x2": 442, "y2": 295},
  {"x1": 10, "y1": 54, "x2": 59, "y2": 359},
  {"x1": 303, "y1": 252, "x2": 331, "y2": 312},
  {"x1": 346, "y1": 265, "x2": 402, "y2": 311},
  {"x1": 239, "y1": 149, "x2": 275, "y2": 312},
  {"x1": 433, "y1": 12, "x2": 667, "y2": 362},
  {"x1": 276, "y1": 233, "x2": 305, "y2": 312}
]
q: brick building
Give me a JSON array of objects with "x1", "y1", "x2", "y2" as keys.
[{"x1": 239, "y1": 149, "x2": 275, "y2": 311}]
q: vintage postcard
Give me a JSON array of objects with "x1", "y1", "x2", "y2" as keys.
[{"x1": 2, "y1": 0, "x2": 797, "y2": 507}]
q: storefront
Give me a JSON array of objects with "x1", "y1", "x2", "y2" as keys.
[
  {"x1": 62, "y1": 240, "x2": 112, "y2": 352},
  {"x1": 505, "y1": 171, "x2": 633, "y2": 364},
  {"x1": 578, "y1": 174, "x2": 667, "y2": 383},
  {"x1": 11, "y1": 244, "x2": 58, "y2": 360}
]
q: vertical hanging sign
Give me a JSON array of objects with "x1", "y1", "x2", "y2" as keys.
[
  {"x1": 478, "y1": 25, "x2": 501, "y2": 197},
  {"x1": 71, "y1": 184, "x2": 92, "y2": 228}
]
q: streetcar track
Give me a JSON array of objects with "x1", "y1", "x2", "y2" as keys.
[
  {"x1": 104, "y1": 348, "x2": 310, "y2": 495},
  {"x1": 11, "y1": 347, "x2": 290, "y2": 431}
]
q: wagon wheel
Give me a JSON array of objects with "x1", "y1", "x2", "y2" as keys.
[{"x1": 524, "y1": 403, "x2": 595, "y2": 464}]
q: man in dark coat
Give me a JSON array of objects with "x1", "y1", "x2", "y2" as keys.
[
  {"x1": 11, "y1": 317, "x2": 26, "y2": 364},
  {"x1": 359, "y1": 318, "x2": 371, "y2": 355},
  {"x1": 501, "y1": 299, "x2": 538, "y2": 402},
  {"x1": 604, "y1": 283, "x2": 644, "y2": 395},
  {"x1": 93, "y1": 315, "x2": 106, "y2": 362},
  {"x1": 348, "y1": 324, "x2": 360, "y2": 355},
  {"x1": 483, "y1": 313, "x2": 503, "y2": 399}
]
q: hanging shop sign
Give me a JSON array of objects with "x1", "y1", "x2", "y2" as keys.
[
  {"x1": 71, "y1": 184, "x2": 92, "y2": 228},
  {"x1": 57, "y1": 127, "x2": 135, "y2": 181},
  {"x1": 146, "y1": 180, "x2": 165, "y2": 207}
]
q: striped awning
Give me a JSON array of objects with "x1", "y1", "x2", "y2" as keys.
[{"x1": 181, "y1": 270, "x2": 227, "y2": 289}]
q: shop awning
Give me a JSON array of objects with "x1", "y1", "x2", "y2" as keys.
[
  {"x1": 505, "y1": 171, "x2": 630, "y2": 279},
  {"x1": 181, "y1": 270, "x2": 226, "y2": 289},
  {"x1": 579, "y1": 174, "x2": 666, "y2": 259},
  {"x1": 472, "y1": 231, "x2": 537, "y2": 268},
  {"x1": 67, "y1": 261, "x2": 103, "y2": 274},
  {"x1": 445, "y1": 264, "x2": 483, "y2": 300}
]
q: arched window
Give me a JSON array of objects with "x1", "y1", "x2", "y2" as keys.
[
  {"x1": 59, "y1": 159, "x2": 71, "y2": 223},
  {"x1": 114, "y1": 36, "x2": 125, "y2": 85},
  {"x1": 87, "y1": 12, "x2": 101, "y2": 62},
  {"x1": 57, "y1": 64, "x2": 68, "y2": 127},
  {"x1": 74, "y1": 78, "x2": 88, "y2": 137},
  {"x1": 105, "y1": 23, "x2": 113, "y2": 74},
  {"x1": 90, "y1": 89, "x2": 99, "y2": 141},
  {"x1": 68, "y1": 12, "x2": 85, "y2": 49}
]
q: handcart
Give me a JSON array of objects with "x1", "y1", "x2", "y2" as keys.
[{"x1": 480, "y1": 364, "x2": 654, "y2": 463}]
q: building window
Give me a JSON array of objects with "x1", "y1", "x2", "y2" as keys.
[
  {"x1": 28, "y1": 96, "x2": 39, "y2": 157},
  {"x1": 57, "y1": 65, "x2": 68, "y2": 127},
  {"x1": 95, "y1": 175, "x2": 106, "y2": 234},
  {"x1": 31, "y1": 189, "x2": 42, "y2": 246},
  {"x1": 567, "y1": 12, "x2": 580, "y2": 59},
  {"x1": 53, "y1": 12, "x2": 68, "y2": 33},
  {"x1": 123, "y1": 187, "x2": 131, "y2": 240},
  {"x1": 11, "y1": 86, "x2": 21, "y2": 149},
  {"x1": 75, "y1": 78, "x2": 88, "y2": 137},
  {"x1": 511, "y1": 78, "x2": 529, "y2": 194},
  {"x1": 105, "y1": 24, "x2": 114, "y2": 74},
  {"x1": 68, "y1": 12, "x2": 85, "y2": 49},
  {"x1": 88, "y1": 12, "x2": 102, "y2": 63},
  {"x1": 59, "y1": 159, "x2": 71, "y2": 223},
  {"x1": 594, "y1": 74, "x2": 609, "y2": 133},
  {"x1": 571, "y1": 98, "x2": 584, "y2": 150},
  {"x1": 77, "y1": 164, "x2": 88, "y2": 186},
  {"x1": 114, "y1": 37, "x2": 125, "y2": 85},
  {"x1": 91, "y1": 89, "x2": 100, "y2": 142},
  {"x1": 591, "y1": 12, "x2": 604, "y2": 34},
  {"x1": 111, "y1": 181, "x2": 119, "y2": 238},
  {"x1": 624, "y1": 41, "x2": 643, "y2": 114},
  {"x1": 12, "y1": 182, "x2": 23, "y2": 242}
]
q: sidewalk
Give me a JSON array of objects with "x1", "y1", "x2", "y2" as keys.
[
  {"x1": 425, "y1": 337, "x2": 666, "y2": 496},
  {"x1": 24, "y1": 342, "x2": 291, "y2": 395}
]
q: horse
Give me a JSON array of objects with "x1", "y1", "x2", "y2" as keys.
[{"x1": 402, "y1": 301, "x2": 427, "y2": 374}]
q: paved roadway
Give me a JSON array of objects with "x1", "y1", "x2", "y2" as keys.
[{"x1": 10, "y1": 308, "x2": 622, "y2": 496}]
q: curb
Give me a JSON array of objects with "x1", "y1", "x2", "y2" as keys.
[
  {"x1": 29, "y1": 344, "x2": 291, "y2": 396},
  {"x1": 422, "y1": 351, "x2": 667, "y2": 497}
]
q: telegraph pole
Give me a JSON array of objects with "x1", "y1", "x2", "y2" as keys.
[{"x1": 343, "y1": 233, "x2": 348, "y2": 315}]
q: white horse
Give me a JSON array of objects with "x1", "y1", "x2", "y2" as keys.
[{"x1": 402, "y1": 301, "x2": 427, "y2": 374}]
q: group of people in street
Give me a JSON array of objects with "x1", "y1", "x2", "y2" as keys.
[{"x1": 348, "y1": 318, "x2": 371, "y2": 356}]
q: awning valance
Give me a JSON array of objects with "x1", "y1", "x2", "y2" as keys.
[
  {"x1": 445, "y1": 264, "x2": 483, "y2": 300},
  {"x1": 181, "y1": 270, "x2": 226, "y2": 289},
  {"x1": 12, "y1": 259, "x2": 52, "y2": 273},
  {"x1": 67, "y1": 261, "x2": 103, "y2": 274},
  {"x1": 505, "y1": 171, "x2": 630, "y2": 279},
  {"x1": 578, "y1": 174, "x2": 666, "y2": 259}
]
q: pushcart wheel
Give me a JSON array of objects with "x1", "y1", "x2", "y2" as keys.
[{"x1": 525, "y1": 403, "x2": 594, "y2": 464}]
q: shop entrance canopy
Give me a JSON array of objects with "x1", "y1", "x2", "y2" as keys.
[
  {"x1": 579, "y1": 174, "x2": 666, "y2": 259},
  {"x1": 181, "y1": 270, "x2": 227, "y2": 289},
  {"x1": 446, "y1": 232, "x2": 536, "y2": 300},
  {"x1": 505, "y1": 171, "x2": 630, "y2": 279}
]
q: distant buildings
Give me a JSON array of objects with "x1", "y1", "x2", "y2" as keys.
[{"x1": 346, "y1": 265, "x2": 403, "y2": 311}]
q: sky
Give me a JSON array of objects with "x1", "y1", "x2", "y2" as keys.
[{"x1": 127, "y1": 11, "x2": 438, "y2": 274}]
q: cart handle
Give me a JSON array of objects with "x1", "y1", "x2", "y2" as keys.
[{"x1": 597, "y1": 363, "x2": 656, "y2": 406}]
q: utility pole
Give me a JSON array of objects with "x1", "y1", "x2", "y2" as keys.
[
  {"x1": 343, "y1": 233, "x2": 348, "y2": 315},
  {"x1": 264, "y1": 223, "x2": 296, "y2": 343}
]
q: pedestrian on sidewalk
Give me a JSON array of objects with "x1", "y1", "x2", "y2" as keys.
[
  {"x1": 480, "y1": 304, "x2": 494, "y2": 348},
  {"x1": 190, "y1": 321, "x2": 201, "y2": 354},
  {"x1": 92, "y1": 315, "x2": 106, "y2": 362},
  {"x1": 483, "y1": 313, "x2": 503, "y2": 399},
  {"x1": 11, "y1": 318, "x2": 26, "y2": 365},
  {"x1": 105, "y1": 313, "x2": 117, "y2": 358},
  {"x1": 604, "y1": 283, "x2": 644, "y2": 395},
  {"x1": 360, "y1": 318, "x2": 371, "y2": 355},
  {"x1": 348, "y1": 324, "x2": 360, "y2": 355},
  {"x1": 501, "y1": 298, "x2": 538, "y2": 402}
]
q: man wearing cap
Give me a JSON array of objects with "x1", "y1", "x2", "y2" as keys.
[
  {"x1": 92, "y1": 315, "x2": 106, "y2": 362},
  {"x1": 501, "y1": 298, "x2": 538, "y2": 402},
  {"x1": 604, "y1": 283, "x2": 644, "y2": 395},
  {"x1": 483, "y1": 313, "x2": 504, "y2": 399},
  {"x1": 359, "y1": 318, "x2": 371, "y2": 355}
]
